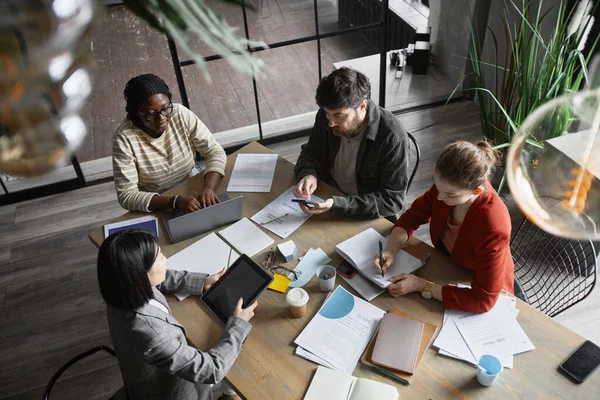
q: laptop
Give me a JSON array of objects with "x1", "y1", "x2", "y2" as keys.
[{"x1": 162, "y1": 194, "x2": 243, "y2": 243}]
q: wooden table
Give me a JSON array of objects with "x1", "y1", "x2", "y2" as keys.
[{"x1": 89, "y1": 141, "x2": 599, "y2": 399}]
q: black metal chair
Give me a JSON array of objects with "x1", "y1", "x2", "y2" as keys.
[
  {"x1": 44, "y1": 345, "x2": 118, "y2": 400},
  {"x1": 510, "y1": 216, "x2": 597, "y2": 317}
]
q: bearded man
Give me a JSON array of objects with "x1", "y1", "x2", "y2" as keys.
[{"x1": 293, "y1": 67, "x2": 409, "y2": 218}]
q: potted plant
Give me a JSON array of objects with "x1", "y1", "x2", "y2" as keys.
[{"x1": 452, "y1": 0, "x2": 598, "y2": 191}]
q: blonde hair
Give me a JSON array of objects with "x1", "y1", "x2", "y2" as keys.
[{"x1": 435, "y1": 140, "x2": 500, "y2": 190}]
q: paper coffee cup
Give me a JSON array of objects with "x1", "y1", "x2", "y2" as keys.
[
  {"x1": 286, "y1": 288, "x2": 309, "y2": 318},
  {"x1": 477, "y1": 354, "x2": 503, "y2": 386}
]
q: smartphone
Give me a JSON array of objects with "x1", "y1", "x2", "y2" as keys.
[
  {"x1": 559, "y1": 340, "x2": 600, "y2": 383},
  {"x1": 336, "y1": 260, "x2": 357, "y2": 278},
  {"x1": 291, "y1": 198, "x2": 316, "y2": 208}
]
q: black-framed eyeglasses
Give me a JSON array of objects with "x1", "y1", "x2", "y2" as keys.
[
  {"x1": 138, "y1": 103, "x2": 174, "y2": 120},
  {"x1": 261, "y1": 247, "x2": 301, "y2": 281}
]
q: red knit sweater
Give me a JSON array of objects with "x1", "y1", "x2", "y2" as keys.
[{"x1": 395, "y1": 182, "x2": 514, "y2": 312}]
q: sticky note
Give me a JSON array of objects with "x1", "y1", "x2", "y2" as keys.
[{"x1": 268, "y1": 273, "x2": 292, "y2": 293}]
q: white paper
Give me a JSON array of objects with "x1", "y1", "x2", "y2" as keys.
[
  {"x1": 294, "y1": 286, "x2": 385, "y2": 373},
  {"x1": 288, "y1": 248, "x2": 331, "y2": 288},
  {"x1": 434, "y1": 294, "x2": 519, "y2": 368},
  {"x1": 335, "y1": 228, "x2": 423, "y2": 288},
  {"x1": 251, "y1": 187, "x2": 323, "y2": 239},
  {"x1": 454, "y1": 304, "x2": 534, "y2": 361},
  {"x1": 339, "y1": 273, "x2": 385, "y2": 302},
  {"x1": 227, "y1": 153, "x2": 278, "y2": 192},
  {"x1": 167, "y1": 233, "x2": 239, "y2": 300},
  {"x1": 295, "y1": 346, "x2": 337, "y2": 370},
  {"x1": 218, "y1": 217, "x2": 274, "y2": 257},
  {"x1": 303, "y1": 366, "x2": 357, "y2": 400}
]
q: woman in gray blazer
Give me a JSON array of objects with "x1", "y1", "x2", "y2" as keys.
[{"x1": 97, "y1": 229, "x2": 257, "y2": 400}]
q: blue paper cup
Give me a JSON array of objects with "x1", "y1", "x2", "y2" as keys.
[
  {"x1": 316, "y1": 265, "x2": 336, "y2": 292},
  {"x1": 477, "y1": 354, "x2": 503, "y2": 386}
]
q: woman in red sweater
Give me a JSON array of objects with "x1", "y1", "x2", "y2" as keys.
[{"x1": 375, "y1": 141, "x2": 514, "y2": 312}]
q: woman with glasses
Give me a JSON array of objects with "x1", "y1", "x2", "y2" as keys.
[{"x1": 113, "y1": 74, "x2": 227, "y2": 213}]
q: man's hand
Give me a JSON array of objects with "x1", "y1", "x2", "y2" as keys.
[
  {"x1": 177, "y1": 196, "x2": 202, "y2": 213},
  {"x1": 294, "y1": 175, "x2": 318, "y2": 199},
  {"x1": 300, "y1": 198, "x2": 334, "y2": 215},
  {"x1": 203, "y1": 267, "x2": 226, "y2": 291},
  {"x1": 387, "y1": 274, "x2": 427, "y2": 297},
  {"x1": 199, "y1": 187, "x2": 220, "y2": 208}
]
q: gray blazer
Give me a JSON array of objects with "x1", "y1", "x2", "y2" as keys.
[{"x1": 107, "y1": 269, "x2": 252, "y2": 400}]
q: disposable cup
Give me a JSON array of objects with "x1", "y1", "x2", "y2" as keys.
[
  {"x1": 477, "y1": 354, "x2": 503, "y2": 386},
  {"x1": 286, "y1": 288, "x2": 309, "y2": 318}
]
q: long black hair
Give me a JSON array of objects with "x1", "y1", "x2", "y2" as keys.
[
  {"x1": 123, "y1": 74, "x2": 172, "y2": 124},
  {"x1": 97, "y1": 229, "x2": 158, "y2": 310}
]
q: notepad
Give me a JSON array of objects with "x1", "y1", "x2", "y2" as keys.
[
  {"x1": 104, "y1": 215, "x2": 159, "y2": 239},
  {"x1": 335, "y1": 228, "x2": 423, "y2": 288},
  {"x1": 167, "y1": 232, "x2": 239, "y2": 300},
  {"x1": 218, "y1": 217, "x2": 274, "y2": 257},
  {"x1": 304, "y1": 366, "x2": 398, "y2": 400},
  {"x1": 268, "y1": 273, "x2": 291, "y2": 293},
  {"x1": 361, "y1": 309, "x2": 439, "y2": 383},
  {"x1": 371, "y1": 313, "x2": 424, "y2": 374}
]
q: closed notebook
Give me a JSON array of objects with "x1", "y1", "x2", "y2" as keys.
[
  {"x1": 371, "y1": 313, "x2": 424, "y2": 374},
  {"x1": 304, "y1": 366, "x2": 398, "y2": 400},
  {"x1": 361, "y1": 309, "x2": 439, "y2": 383}
]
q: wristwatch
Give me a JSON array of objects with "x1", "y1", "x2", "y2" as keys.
[{"x1": 421, "y1": 280, "x2": 434, "y2": 300}]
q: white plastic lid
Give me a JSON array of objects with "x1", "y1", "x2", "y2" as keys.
[{"x1": 286, "y1": 288, "x2": 309, "y2": 307}]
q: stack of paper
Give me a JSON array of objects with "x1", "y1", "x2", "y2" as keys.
[
  {"x1": 226, "y1": 153, "x2": 278, "y2": 192},
  {"x1": 218, "y1": 217, "x2": 274, "y2": 257},
  {"x1": 433, "y1": 290, "x2": 535, "y2": 368},
  {"x1": 294, "y1": 286, "x2": 385, "y2": 373}
]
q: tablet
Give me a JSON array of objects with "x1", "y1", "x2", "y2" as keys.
[{"x1": 201, "y1": 254, "x2": 273, "y2": 323}]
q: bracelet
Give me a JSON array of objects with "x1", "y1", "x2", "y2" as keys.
[{"x1": 171, "y1": 195, "x2": 180, "y2": 210}]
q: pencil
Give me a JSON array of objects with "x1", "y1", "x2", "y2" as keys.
[
  {"x1": 378, "y1": 240, "x2": 384, "y2": 278},
  {"x1": 371, "y1": 366, "x2": 410, "y2": 385}
]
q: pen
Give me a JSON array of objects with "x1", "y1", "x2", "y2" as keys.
[
  {"x1": 371, "y1": 366, "x2": 410, "y2": 385},
  {"x1": 378, "y1": 240, "x2": 384, "y2": 278},
  {"x1": 226, "y1": 246, "x2": 233, "y2": 269},
  {"x1": 260, "y1": 213, "x2": 289, "y2": 226}
]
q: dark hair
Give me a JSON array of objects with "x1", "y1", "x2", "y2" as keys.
[
  {"x1": 435, "y1": 140, "x2": 500, "y2": 190},
  {"x1": 97, "y1": 229, "x2": 158, "y2": 310},
  {"x1": 315, "y1": 67, "x2": 371, "y2": 109},
  {"x1": 124, "y1": 74, "x2": 172, "y2": 123}
]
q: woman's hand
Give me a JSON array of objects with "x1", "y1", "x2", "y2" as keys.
[
  {"x1": 203, "y1": 268, "x2": 226, "y2": 291},
  {"x1": 387, "y1": 274, "x2": 427, "y2": 297},
  {"x1": 199, "y1": 187, "x2": 220, "y2": 208},
  {"x1": 373, "y1": 250, "x2": 396, "y2": 273},
  {"x1": 177, "y1": 196, "x2": 202, "y2": 213},
  {"x1": 234, "y1": 298, "x2": 258, "y2": 322}
]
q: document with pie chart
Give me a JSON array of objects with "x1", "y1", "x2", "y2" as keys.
[{"x1": 294, "y1": 286, "x2": 385, "y2": 373}]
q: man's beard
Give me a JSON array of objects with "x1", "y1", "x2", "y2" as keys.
[{"x1": 332, "y1": 113, "x2": 364, "y2": 138}]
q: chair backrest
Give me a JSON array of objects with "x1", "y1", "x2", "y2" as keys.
[
  {"x1": 44, "y1": 345, "x2": 117, "y2": 400},
  {"x1": 406, "y1": 131, "x2": 420, "y2": 193},
  {"x1": 510, "y1": 217, "x2": 597, "y2": 317}
]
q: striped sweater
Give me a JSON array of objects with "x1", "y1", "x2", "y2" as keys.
[{"x1": 112, "y1": 103, "x2": 226, "y2": 211}]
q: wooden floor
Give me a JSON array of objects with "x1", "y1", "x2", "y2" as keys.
[
  {"x1": 81, "y1": 1, "x2": 376, "y2": 162},
  {"x1": 1, "y1": 101, "x2": 599, "y2": 399}
]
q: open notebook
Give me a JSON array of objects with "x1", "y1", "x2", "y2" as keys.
[
  {"x1": 335, "y1": 228, "x2": 424, "y2": 288},
  {"x1": 304, "y1": 366, "x2": 398, "y2": 400}
]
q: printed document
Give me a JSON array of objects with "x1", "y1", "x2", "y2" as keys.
[
  {"x1": 251, "y1": 187, "x2": 323, "y2": 238},
  {"x1": 227, "y1": 153, "x2": 278, "y2": 192},
  {"x1": 295, "y1": 286, "x2": 385, "y2": 373}
]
